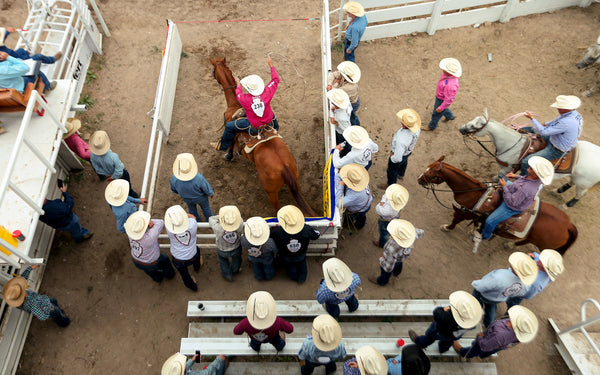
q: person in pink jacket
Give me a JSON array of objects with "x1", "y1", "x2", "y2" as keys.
[
  {"x1": 425, "y1": 58, "x2": 461, "y2": 131},
  {"x1": 62, "y1": 118, "x2": 91, "y2": 161}
]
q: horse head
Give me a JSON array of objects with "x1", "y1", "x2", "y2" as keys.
[
  {"x1": 458, "y1": 112, "x2": 489, "y2": 136},
  {"x1": 576, "y1": 36, "x2": 600, "y2": 69},
  {"x1": 417, "y1": 156, "x2": 446, "y2": 186},
  {"x1": 210, "y1": 57, "x2": 235, "y2": 88}
]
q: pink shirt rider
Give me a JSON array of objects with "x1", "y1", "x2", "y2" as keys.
[
  {"x1": 435, "y1": 72, "x2": 459, "y2": 112},
  {"x1": 64, "y1": 133, "x2": 91, "y2": 161},
  {"x1": 236, "y1": 66, "x2": 280, "y2": 128}
]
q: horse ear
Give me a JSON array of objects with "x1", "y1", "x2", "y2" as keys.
[
  {"x1": 223, "y1": 57, "x2": 227, "y2": 64},
  {"x1": 209, "y1": 57, "x2": 215, "y2": 65},
  {"x1": 483, "y1": 108, "x2": 489, "y2": 121},
  {"x1": 438, "y1": 155, "x2": 445, "y2": 162}
]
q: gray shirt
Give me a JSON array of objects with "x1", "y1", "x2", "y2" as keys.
[{"x1": 209, "y1": 215, "x2": 243, "y2": 251}]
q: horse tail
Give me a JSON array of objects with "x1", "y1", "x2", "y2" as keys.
[
  {"x1": 282, "y1": 165, "x2": 318, "y2": 217},
  {"x1": 556, "y1": 224, "x2": 578, "y2": 255}
]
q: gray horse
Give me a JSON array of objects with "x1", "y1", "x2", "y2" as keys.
[{"x1": 576, "y1": 35, "x2": 600, "y2": 97}]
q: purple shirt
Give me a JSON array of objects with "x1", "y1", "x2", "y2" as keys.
[
  {"x1": 435, "y1": 72, "x2": 459, "y2": 111},
  {"x1": 476, "y1": 318, "x2": 519, "y2": 352},
  {"x1": 502, "y1": 175, "x2": 542, "y2": 211}
]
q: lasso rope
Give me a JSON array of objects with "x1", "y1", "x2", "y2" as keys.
[
  {"x1": 266, "y1": 52, "x2": 307, "y2": 102},
  {"x1": 501, "y1": 111, "x2": 538, "y2": 129}
]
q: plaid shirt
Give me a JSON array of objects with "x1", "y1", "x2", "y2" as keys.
[
  {"x1": 315, "y1": 273, "x2": 361, "y2": 305},
  {"x1": 19, "y1": 267, "x2": 54, "y2": 321},
  {"x1": 379, "y1": 228, "x2": 424, "y2": 272},
  {"x1": 342, "y1": 358, "x2": 361, "y2": 375}
]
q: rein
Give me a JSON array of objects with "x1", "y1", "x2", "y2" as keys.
[{"x1": 420, "y1": 182, "x2": 494, "y2": 212}]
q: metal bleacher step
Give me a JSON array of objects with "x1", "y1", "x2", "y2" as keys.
[{"x1": 549, "y1": 318, "x2": 600, "y2": 375}]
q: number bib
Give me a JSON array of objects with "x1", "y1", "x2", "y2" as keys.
[
  {"x1": 131, "y1": 242, "x2": 143, "y2": 258},
  {"x1": 286, "y1": 239, "x2": 302, "y2": 253},
  {"x1": 247, "y1": 246, "x2": 262, "y2": 257},
  {"x1": 252, "y1": 332, "x2": 268, "y2": 341},
  {"x1": 222, "y1": 231, "x2": 239, "y2": 244},
  {"x1": 175, "y1": 231, "x2": 191, "y2": 246},
  {"x1": 251, "y1": 97, "x2": 265, "y2": 117}
]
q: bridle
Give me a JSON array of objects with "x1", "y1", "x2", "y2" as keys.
[{"x1": 461, "y1": 117, "x2": 525, "y2": 162}]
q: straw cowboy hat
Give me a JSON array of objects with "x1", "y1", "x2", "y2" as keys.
[
  {"x1": 337, "y1": 61, "x2": 361, "y2": 84},
  {"x1": 539, "y1": 249, "x2": 564, "y2": 281},
  {"x1": 124, "y1": 211, "x2": 151, "y2": 240},
  {"x1": 161, "y1": 353, "x2": 187, "y2": 375},
  {"x1": 355, "y1": 345, "x2": 388, "y2": 375},
  {"x1": 508, "y1": 305, "x2": 539, "y2": 343},
  {"x1": 449, "y1": 291, "x2": 483, "y2": 329},
  {"x1": 2, "y1": 276, "x2": 28, "y2": 307},
  {"x1": 439, "y1": 57, "x2": 462, "y2": 77},
  {"x1": 550, "y1": 95, "x2": 581, "y2": 110},
  {"x1": 343, "y1": 1, "x2": 365, "y2": 17},
  {"x1": 240, "y1": 74, "x2": 265, "y2": 96},
  {"x1": 396, "y1": 108, "x2": 421, "y2": 133},
  {"x1": 343, "y1": 126, "x2": 369, "y2": 149},
  {"x1": 327, "y1": 88, "x2": 351, "y2": 109},
  {"x1": 246, "y1": 291, "x2": 277, "y2": 330},
  {"x1": 322, "y1": 258, "x2": 354, "y2": 292},
  {"x1": 277, "y1": 205, "x2": 305, "y2": 235},
  {"x1": 312, "y1": 314, "x2": 343, "y2": 351},
  {"x1": 508, "y1": 252, "x2": 538, "y2": 285},
  {"x1": 339, "y1": 164, "x2": 369, "y2": 191},
  {"x1": 63, "y1": 118, "x2": 81, "y2": 139},
  {"x1": 244, "y1": 216, "x2": 270, "y2": 246},
  {"x1": 172, "y1": 153, "x2": 198, "y2": 181},
  {"x1": 385, "y1": 184, "x2": 409, "y2": 211},
  {"x1": 89, "y1": 130, "x2": 111, "y2": 155},
  {"x1": 528, "y1": 156, "x2": 554, "y2": 185},
  {"x1": 387, "y1": 219, "x2": 416, "y2": 248},
  {"x1": 104, "y1": 179, "x2": 130, "y2": 206},
  {"x1": 218, "y1": 205, "x2": 242, "y2": 231},
  {"x1": 164, "y1": 205, "x2": 190, "y2": 235}
]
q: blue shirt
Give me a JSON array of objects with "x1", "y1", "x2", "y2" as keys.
[
  {"x1": 110, "y1": 196, "x2": 140, "y2": 233},
  {"x1": 0, "y1": 55, "x2": 28, "y2": 92},
  {"x1": 390, "y1": 128, "x2": 420, "y2": 163},
  {"x1": 386, "y1": 355, "x2": 403, "y2": 375},
  {"x1": 334, "y1": 174, "x2": 373, "y2": 212},
  {"x1": 185, "y1": 358, "x2": 225, "y2": 375},
  {"x1": 532, "y1": 110, "x2": 582, "y2": 152},
  {"x1": 170, "y1": 173, "x2": 213, "y2": 202},
  {"x1": 345, "y1": 15, "x2": 368, "y2": 51},
  {"x1": 472, "y1": 268, "x2": 530, "y2": 303},
  {"x1": 40, "y1": 191, "x2": 75, "y2": 228},
  {"x1": 298, "y1": 336, "x2": 346, "y2": 363},
  {"x1": 522, "y1": 252, "x2": 551, "y2": 299},
  {"x1": 316, "y1": 273, "x2": 361, "y2": 305},
  {"x1": 90, "y1": 150, "x2": 124, "y2": 179}
]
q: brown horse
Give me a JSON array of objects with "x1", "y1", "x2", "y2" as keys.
[
  {"x1": 417, "y1": 156, "x2": 577, "y2": 255},
  {"x1": 209, "y1": 57, "x2": 317, "y2": 216}
]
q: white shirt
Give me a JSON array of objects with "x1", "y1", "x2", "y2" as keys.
[
  {"x1": 332, "y1": 139, "x2": 379, "y2": 169},
  {"x1": 166, "y1": 217, "x2": 198, "y2": 260},
  {"x1": 375, "y1": 195, "x2": 401, "y2": 221},
  {"x1": 332, "y1": 106, "x2": 352, "y2": 134},
  {"x1": 390, "y1": 128, "x2": 420, "y2": 163}
]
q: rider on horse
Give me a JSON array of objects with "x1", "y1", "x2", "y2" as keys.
[{"x1": 520, "y1": 95, "x2": 582, "y2": 174}]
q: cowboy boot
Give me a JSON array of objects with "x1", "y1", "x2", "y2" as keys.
[{"x1": 224, "y1": 149, "x2": 234, "y2": 161}]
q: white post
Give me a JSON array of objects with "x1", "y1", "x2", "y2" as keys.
[
  {"x1": 427, "y1": 0, "x2": 445, "y2": 36},
  {"x1": 336, "y1": 0, "x2": 345, "y2": 41},
  {"x1": 500, "y1": 0, "x2": 519, "y2": 23},
  {"x1": 87, "y1": 0, "x2": 111, "y2": 37}
]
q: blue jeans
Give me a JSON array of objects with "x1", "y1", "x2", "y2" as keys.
[
  {"x1": 376, "y1": 263, "x2": 403, "y2": 286},
  {"x1": 184, "y1": 196, "x2": 212, "y2": 222},
  {"x1": 217, "y1": 246, "x2": 242, "y2": 280},
  {"x1": 481, "y1": 201, "x2": 521, "y2": 240},
  {"x1": 48, "y1": 297, "x2": 70, "y2": 327},
  {"x1": 281, "y1": 254, "x2": 308, "y2": 283},
  {"x1": 386, "y1": 153, "x2": 411, "y2": 186},
  {"x1": 218, "y1": 116, "x2": 280, "y2": 151},
  {"x1": 248, "y1": 255, "x2": 275, "y2": 281},
  {"x1": 520, "y1": 137, "x2": 564, "y2": 174},
  {"x1": 428, "y1": 97, "x2": 455, "y2": 130},
  {"x1": 325, "y1": 294, "x2": 359, "y2": 320},
  {"x1": 172, "y1": 249, "x2": 201, "y2": 291},
  {"x1": 350, "y1": 99, "x2": 360, "y2": 126},
  {"x1": 250, "y1": 334, "x2": 286, "y2": 352},
  {"x1": 346, "y1": 210, "x2": 367, "y2": 230},
  {"x1": 1, "y1": 46, "x2": 56, "y2": 64},
  {"x1": 414, "y1": 321, "x2": 457, "y2": 353},
  {"x1": 302, "y1": 360, "x2": 337, "y2": 375},
  {"x1": 459, "y1": 340, "x2": 499, "y2": 359},
  {"x1": 56, "y1": 214, "x2": 89, "y2": 242},
  {"x1": 23, "y1": 72, "x2": 51, "y2": 93},
  {"x1": 344, "y1": 38, "x2": 355, "y2": 62},
  {"x1": 472, "y1": 289, "x2": 498, "y2": 328},
  {"x1": 377, "y1": 219, "x2": 391, "y2": 247},
  {"x1": 132, "y1": 253, "x2": 176, "y2": 283}
]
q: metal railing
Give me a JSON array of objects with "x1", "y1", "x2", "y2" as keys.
[{"x1": 556, "y1": 298, "x2": 600, "y2": 358}]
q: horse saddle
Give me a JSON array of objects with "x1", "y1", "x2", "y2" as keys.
[
  {"x1": 231, "y1": 108, "x2": 246, "y2": 120},
  {"x1": 235, "y1": 127, "x2": 282, "y2": 154},
  {"x1": 516, "y1": 134, "x2": 577, "y2": 174}
]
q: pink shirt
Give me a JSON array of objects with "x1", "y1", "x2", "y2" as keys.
[
  {"x1": 236, "y1": 66, "x2": 280, "y2": 128},
  {"x1": 64, "y1": 133, "x2": 91, "y2": 161},
  {"x1": 435, "y1": 72, "x2": 459, "y2": 111}
]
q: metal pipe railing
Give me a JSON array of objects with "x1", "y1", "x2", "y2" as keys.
[{"x1": 557, "y1": 298, "x2": 600, "y2": 358}]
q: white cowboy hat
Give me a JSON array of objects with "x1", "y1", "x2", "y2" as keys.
[
  {"x1": 385, "y1": 184, "x2": 409, "y2": 211},
  {"x1": 528, "y1": 156, "x2": 554, "y2": 185},
  {"x1": 104, "y1": 179, "x2": 130, "y2": 206},
  {"x1": 244, "y1": 216, "x2": 270, "y2": 246},
  {"x1": 337, "y1": 61, "x2": 361, "y2": 84},
  {"x1": 439, "y1": 57, "x2": 462, "y2": 77},
  {"x1": 509, "y1": 252, "x2": 538, "y2": 286},
  {"x1": 449, "y1": 291, "x2": 483, "y2": 329},
  {"x1": 164, "y1": 205, "x2": 190, "y2": 235},
  {"x1": 343, "y1": 126, "x2": 369, "y2": 149},
  {"x1": 172, "y1": 153, "x2": 198, "y2": 182},
  {"x1": 355, "y1": 345, "x2": 388, "y2": 375},
  {"x1": 240, "y1": 74, "x2": 265, "y2": 96},
  {"x1": 312, "y1": 314, "x2": 343, "y2": 351},
  {"x1": 246, "y1": 291, "x2": 277, "y2": 330},
  {"x1": 322, "y1": 258, "x2": 353, "y2": 292},
  {"x1": 124, "y1": 211, "x2": 151, "y2": 240},
  {"x1": 2, "y1": 276, "x2": 27, "y2": 307},
  {"x1": 63, "y1": 118, "x2": 81, "y2": 139},
  {"x1": 327, "y1": 88, "x2": 351, "y2": 110},
  {"x1": 396, "y1": 108, "x2": 422, "y2": 133},
  {"x1": 550, "y1": 95, "x2": 581, "y2": 110},
  {"x1": 343, "y1": 1, "x2": 365, "y2": 17},
  {"x1": 387, "y1": 219, "x2": 416, "y2": 248},
  {"x1": 218, "y1": 205, "x2": 242, "y2": 231},
  {"x1": 339, "y1": 163, "x2": 369, "y2": 192},
  {"x1": 277, "y1": 205, "x2": 305, "y2": 235},
  {"x1": 161, "y1": 353, "x2": 187, "y2": 375},
  {"x1": 539, "y1": 249, "x2": 564, "y2": 281},
  {"x1": 508, "y1": 305, "x2": 539, "y2": 343},
  {"x1": 89, "y1": 130, "x2": 111, "y2": 155},
  {"x1": 0, "y1": 28, "x2": 6, "y2": 47}
]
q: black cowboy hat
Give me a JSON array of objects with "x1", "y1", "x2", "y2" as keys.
[{"x1": 401, "y1": 344, "x2": 431, "y2": 375}]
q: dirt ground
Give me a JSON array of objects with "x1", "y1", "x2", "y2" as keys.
[{"x1": 2, "y1": 1, "x2": 600, "y2": 374}]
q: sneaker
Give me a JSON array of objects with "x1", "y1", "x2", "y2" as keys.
[
  {"x1": 408, "y1": 329, "x2": 418, "y2": 344},
  {"x1": 82, "y1": 232, "x2": 93, "y2": 241},
  {"x1": 223, "y1": 152, "x2": 233, "y2": 161},
  {"x1": 48, "y1": 81, "x2": 57, "y2": 91},
  {"x1": 223, "y1": 275, "x2": 233, "y2": 282},
  {"x1": 421, "y1": 127, "x2": 435, "y2": 131},
  {"x1": 54, "y1": 51, "x2": 63, "y2": 61},
  {"x1": 372, "y1": 240, "x2": 380, "y2": 247}
]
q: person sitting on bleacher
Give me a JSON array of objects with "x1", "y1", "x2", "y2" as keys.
[
  {"x1": 0, "y1": 51, "x2": 56, "y2": 92},
  {"x1": 299, "y1": 314, "x2": 346, "y2": 375},
  {"x1": 233, "y1": 291, "x2": 294, "y2": 353},
  {"x1": 162, "y1": 352, "x2": 228, "y2": 375},
  {"x1": 316, "y1": 258, "x2": 361, "y2": 320},
  {"x1": 343, "y1": 345, "x2": 387, "y2": 375}
]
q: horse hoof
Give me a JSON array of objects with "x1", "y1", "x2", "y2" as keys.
[{"x1": 440, "y1": 224, "x2": 452, "y2": 232}]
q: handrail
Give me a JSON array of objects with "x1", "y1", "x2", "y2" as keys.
[{"x1": 557, "y1": 298, "x2": 600, "y2": 358}]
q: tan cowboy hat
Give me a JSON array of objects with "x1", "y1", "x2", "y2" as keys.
[
  {"x1": 396, "y1": 109, "x2": 421, "y2": 133},
  {"x1": 539, "y1": 249, "x2": 564, "y2": 281},
  {"x1": 124, "y1": 211, "x2": 151, "y2": 240},
  {"x1": 508, "y1": 305, "x2": 539, "y2": 343},
  {"x1": 327, "y1": 88, "x2": 351, "y2": 109},
  {"x1": 322, "y1": 258, "x2": 353, "y2": 292},
  {"x1": 172, "y1": 153, "x2": 198, "y2": 182},
  {"x1": 387, "y1": 219, "x2": 416, "y2": 248},
  {"x1": 439, "y1": 57, "x2": 462, "y2": 77},
  {"x1": 355, "y1": 345, "x2": 388, "y2": 375},
  {"x1": 312, "y1": 314, "x2": 343, "y2": 351},
  {"x1": 509, "y1": 252, "x2": 538, "y2": 285},
  {"x1": 164, "y1": 205, "x2": 190, "y2": 235},
  {"x1": 385, "y1": 184, "x2": 409, "y2": 211},
  {"x1": 343, "y1": 126, "x2": 369, "y2": 149},
  {"x1": 337, "y1": 61, "x2": 361, "y2": 84},
  {"x1": 89, "y1": 130, "x2": 111, "y2": 155},
  {"x1": 104, "y1": 179, "x2": 130, "y2": 206},
  {"x1": 246, "y1": 291, "x2": 277, "y2": 330},
  {"x1": 449, "y1": 291, "x2": 483, "y2": 329},
  {"x1": 244, "y1": 216, "x2": 270, "y2": 246},
  {"x1": 240, "y1": 74, "x2": 265, "y2": 96},
  {"x1": 161, "y1": 353, "x2": 187, "y2": 375},
  {"x1": 63, "y1": 118, "x2": 81, "y2": 139},
  {"x1": 339, "y1": 163, "x2": 369, "y2": 191},
  {"x1": 218, "y1": 205, "x2": 242, "y2": 231},
  {"x1": 528, "y1": 156, "x2": 554, "y2": 185},
  {"x1": 550, "y1": 95, "x2": 581, "y2": 110},
  {"x1": 277, "y1": 205, "x2": 305, "y2": 235},
  {"x1": 2, "y1": 276, "x2": 27, "y2": 307},
  {"x1": 343, "y1": 1, "x2": 365, "y2": 17}
]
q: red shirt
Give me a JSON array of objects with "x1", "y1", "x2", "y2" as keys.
[
  {"x1": 233, "y1": 316, "x2": 294, "y2": 342},
  {"x1": 236, "y1": 66, "x2": 280, "y2": 128}
]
